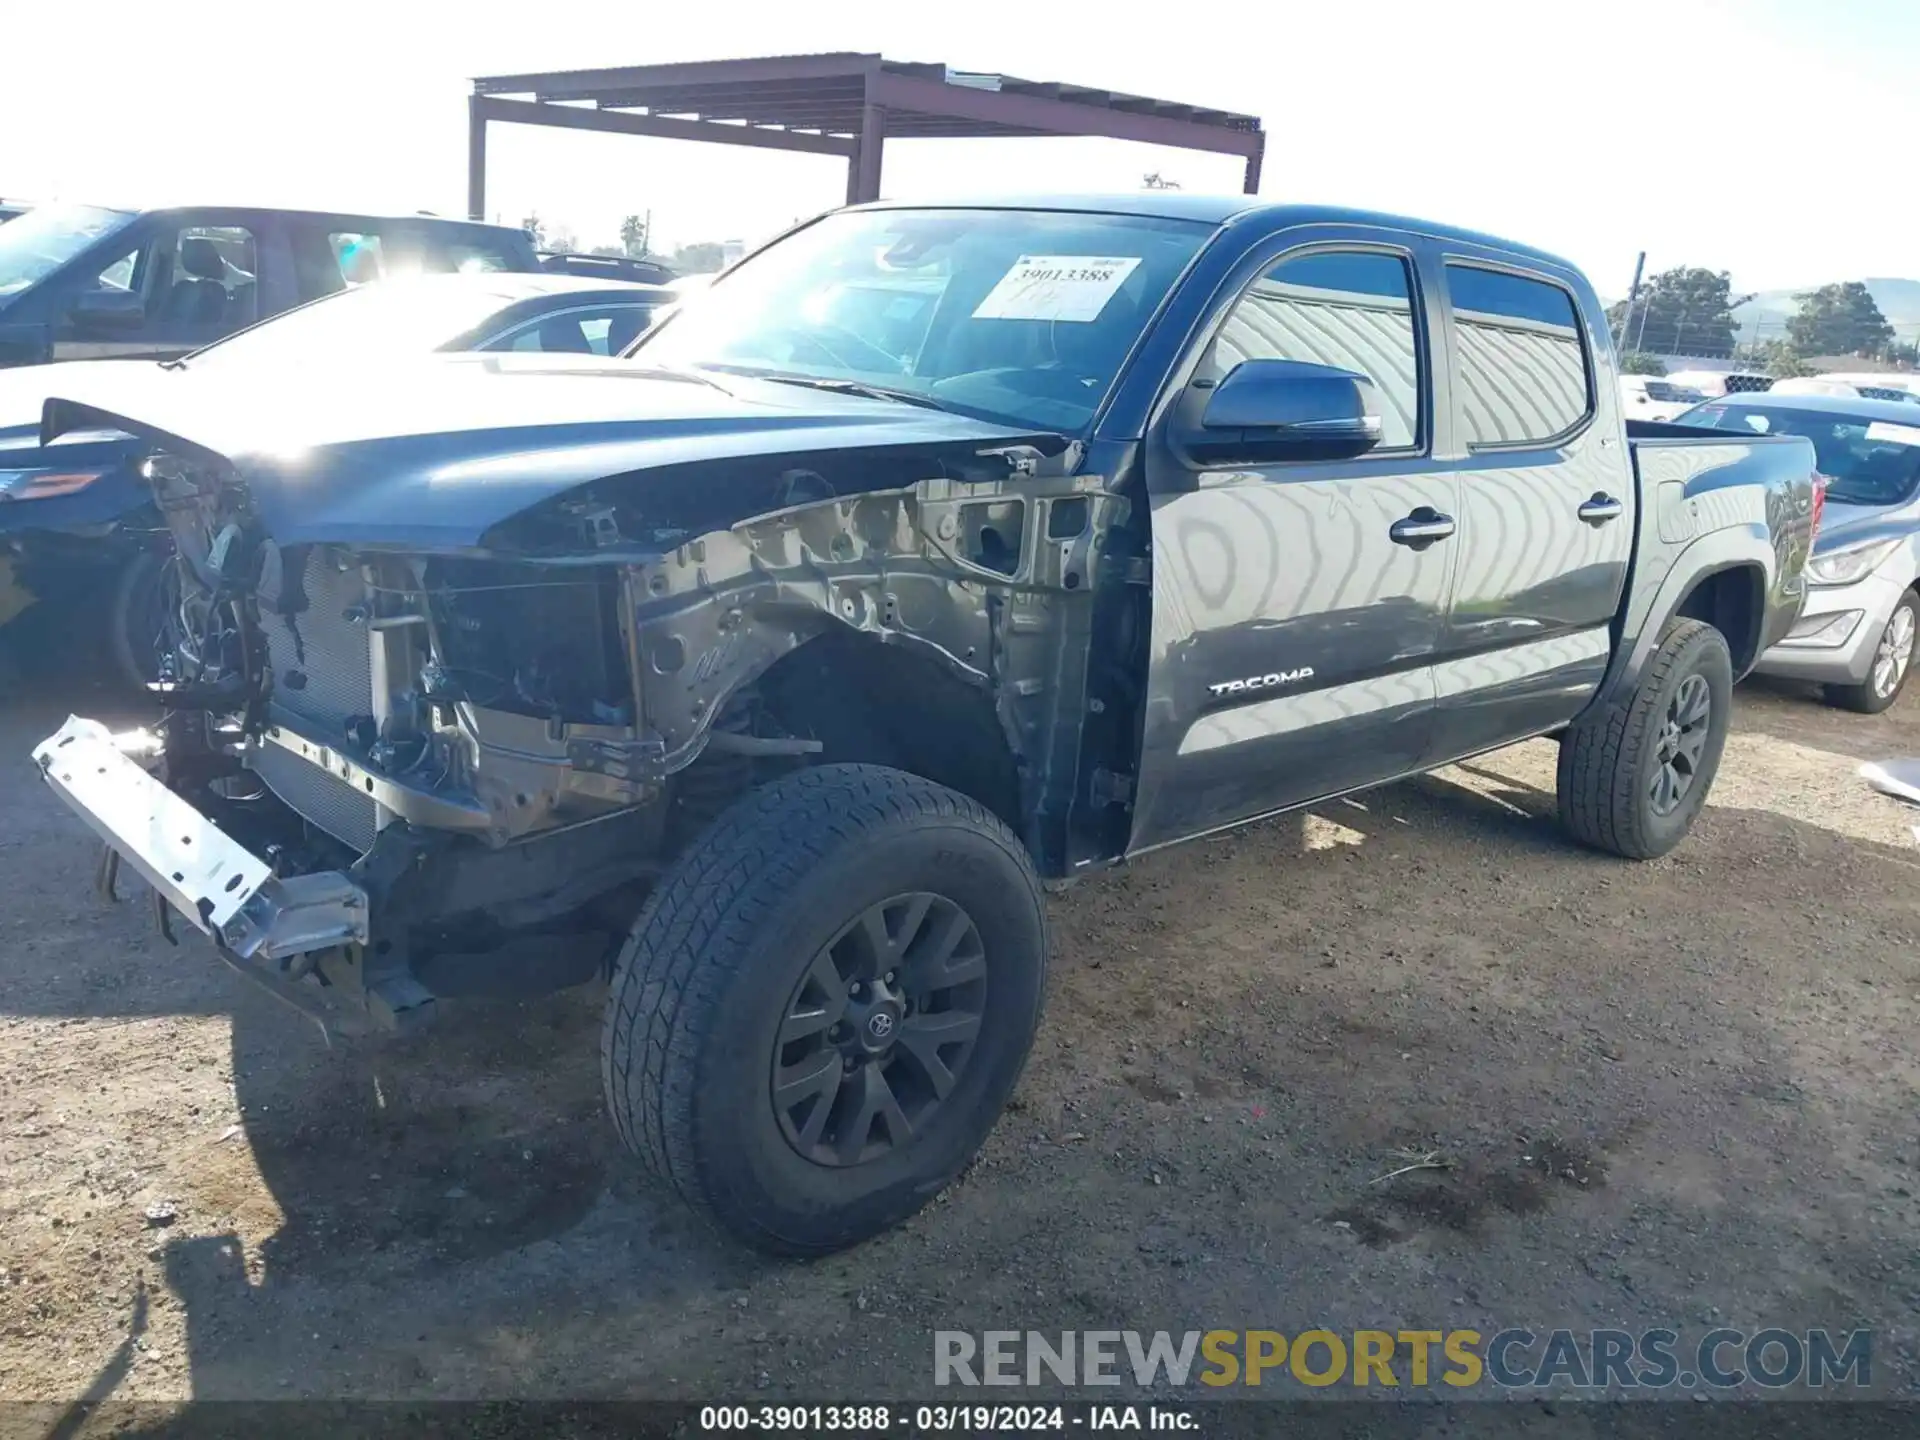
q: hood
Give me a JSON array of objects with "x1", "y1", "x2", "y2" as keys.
[{"x1": 41, "y1": 354, "x2": 1065, "y2": 551}]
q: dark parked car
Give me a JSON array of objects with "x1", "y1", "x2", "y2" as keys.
[
  {"x1": 539, "y1": 251, "x2": 676, "y2": 286},
  {"x1": 0, "y1": 273, "x2": 669, "y2": 685},
  {"x1": 31, "y1": 197, "x2": 1816, "y2": 1256},
  {"x1": 0, "y1": 202, "x2": 540, "y2": 370}
]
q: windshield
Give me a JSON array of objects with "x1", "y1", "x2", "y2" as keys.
[
  {"x1": 1680, "y1": 402, "x2": 1920, "y2": 507},
  {"x1": 1643, "y1": 381, "x2": 1704, "y2": 403},
  {"x1": 0, "y1": 203, "x2": 133, "y2": 300},
  {"x1": 635, "y1": 207, "x2": 1214, "y2": 432},
  {"x1": 181, "y1": 278, "x2": 534, "y2": 368}
]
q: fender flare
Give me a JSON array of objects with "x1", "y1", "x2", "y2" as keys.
[{"x1": 1596, "y1": 523, "x2": 1775, "y2": 708}]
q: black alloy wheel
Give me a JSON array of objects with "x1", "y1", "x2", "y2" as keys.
[
  {"x1": 1648, "y1": 673, "x2": 1712, "y2": 817},
  {"x1": 772, "y1": 892, "x2": 988, "y2": 1168}
]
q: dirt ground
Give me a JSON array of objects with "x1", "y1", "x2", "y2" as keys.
[{"x1": 3, "y1": 652, "x2": 1919, "y2": 1416}]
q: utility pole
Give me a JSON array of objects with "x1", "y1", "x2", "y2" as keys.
[{"x1": 1621, "y1": 251, "x2": 1646, "y2": 352}]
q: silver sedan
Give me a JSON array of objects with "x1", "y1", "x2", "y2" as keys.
[{"x1": 1679, "y1": 391, "x2": 1920, "y2": 713}]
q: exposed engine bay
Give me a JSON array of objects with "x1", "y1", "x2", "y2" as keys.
[{"x1": 117, "y1": 434, "x2": 1133, "y2": 1026}]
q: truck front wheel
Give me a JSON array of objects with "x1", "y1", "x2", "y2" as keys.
[
  {"x1": 602, "y1": 763, "x2": 1048, "y2": 1255},
  {"x1": 1557, "y1": 617, "x2": 1733, "y2": 860}
]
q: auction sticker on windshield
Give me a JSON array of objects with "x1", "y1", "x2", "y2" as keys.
[
  {"x1": 972, "y1": 256, "x2": 1142, "y2": 322},
  {"x1": 1866, "y1": 421, "x2": 1920, "y2": 447}
]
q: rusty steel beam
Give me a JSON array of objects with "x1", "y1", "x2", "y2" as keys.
[
  {"x1": 467, "y1": 95, "x2": 489, "y2": 221},
  {"x1": 470, "y1": 96, "x2": 855, "y2": 158},
  {"x1": 474, "y1": 53, "x2": 879, "y2": 102},
  {"x1": 846, "y1": 103, "x2": 886, "y2": 205},
  {"x1": 866, "y1": 71, "x2": 1263, "y2": 157}
]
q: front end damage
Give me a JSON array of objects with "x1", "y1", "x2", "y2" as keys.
[{"x1": 34, "y1": 418, "x2": 1128, "y2": 1032}]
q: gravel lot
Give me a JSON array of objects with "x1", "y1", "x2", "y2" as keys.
[{"x1": 3, "y1": 652, "x2": 1919, "y2": 1412}]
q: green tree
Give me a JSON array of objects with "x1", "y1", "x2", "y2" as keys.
[
  {"x1": 1743, "y1": 339, "x2": 1815, "y2": 379},
  {"x1": 1619, "y1": 352, "x2": 1666, "y2": 376},
  {"x1": 1786, "y1": 282, "x2": 1894, "y2": 357},
  {"x1": 519, "y1": 213, "x2": 546, "y2": 249},
  {"x1": 619, "y1": 214, "x2": 651, "y2": 258},
  {"x1": 671, "y1": 241, "x2": 727, "y2": 274},
  {"x1": 547, "y1": 227, "x2": 579, "y2": 255},
  {"x1": 1605, "y1": 267, "x2": 1738, "y2": 357}
]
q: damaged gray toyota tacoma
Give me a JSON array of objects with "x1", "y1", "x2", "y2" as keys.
[{"x1": 30, "y1": 197, "x2": 1819, "y2": 1254}]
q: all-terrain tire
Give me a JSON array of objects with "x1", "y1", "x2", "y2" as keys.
[
  {"x1": 1557, "y1": 617, "x2": 1733, "y2": 860},
  {"x1": 601, "y1": 763, "x2": 1048, "y2": 1255}
]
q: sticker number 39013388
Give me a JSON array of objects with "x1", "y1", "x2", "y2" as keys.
[{"x1": 971, "y1": 255, "x2": 1143, "y2": 323}]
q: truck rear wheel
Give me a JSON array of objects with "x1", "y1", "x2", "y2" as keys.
[
  {"x1": 602, "y1": 763, "x2": 1048, "y2": 1255},
  {"x1": 1556, "y1": 617, "x2": 1732, "y2": 860}
]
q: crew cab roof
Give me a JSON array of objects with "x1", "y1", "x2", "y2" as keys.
[{"x1": 847, "y1": 194, "x2": 1582, "y2": 274}]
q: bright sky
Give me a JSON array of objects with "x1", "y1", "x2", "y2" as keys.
[{"x1": 7, "y1": 0, "x2": 1916, "y2": 294}]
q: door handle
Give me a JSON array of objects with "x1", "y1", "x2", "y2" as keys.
[
  {"x1": 1389, "y1": 507, "x2": 1456, "y2": 550},
  {"x1": 1578, "y1": 493, "x2": 1624, "y2": 526}
]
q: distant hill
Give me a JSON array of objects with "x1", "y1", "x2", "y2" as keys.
[{"x1": 1734, "y1": 278, "x2": 1920, "y2": 342}]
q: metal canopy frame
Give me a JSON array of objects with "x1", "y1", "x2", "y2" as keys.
[{"x1": 467, "y1": 52, "x2": 1264, "y2": 219}]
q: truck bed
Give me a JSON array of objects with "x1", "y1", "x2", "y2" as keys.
[{"x1": 1607, "y1": 421, "x2": 1817, "y2": 692}]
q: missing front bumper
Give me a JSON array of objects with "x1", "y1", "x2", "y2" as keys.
[{"x1": 32, "y1": 715, "x2": 370, "y2": 962}]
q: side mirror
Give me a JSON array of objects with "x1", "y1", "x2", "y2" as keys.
[
  {"x1": 1189, "y1": 358, "x2": 1382, "y2": 464},
  {"x1": 69, "y1": 289, "x2": 145, "y2": 331}
]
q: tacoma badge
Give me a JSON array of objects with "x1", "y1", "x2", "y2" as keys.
[{"x1": 1208, "y1": 667, "x2": 1315, "y2": 699}]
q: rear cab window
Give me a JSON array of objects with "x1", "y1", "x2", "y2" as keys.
[
  {"x1": 491, "y1": 307, "x2": 647, "y2": 355},
  {"x1": 1446, "y1": 264, "x2": 1593, "y2": 447}
]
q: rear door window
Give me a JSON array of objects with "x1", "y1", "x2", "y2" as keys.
[{"x1": 1446, "y1": 265, "x2": 1592, "y2": 447}]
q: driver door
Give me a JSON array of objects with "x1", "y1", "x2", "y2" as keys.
[{"x1": 1129, "y1": 234, "x2": 1458, "y2": 852}]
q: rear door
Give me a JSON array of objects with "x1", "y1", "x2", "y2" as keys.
[
  {"x1": 1130, "y1": 229, "x2": 1458, "y2": 851},
  {"x1": 1427, "y1": 256, "x2": 1633, "y2": 760}
]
